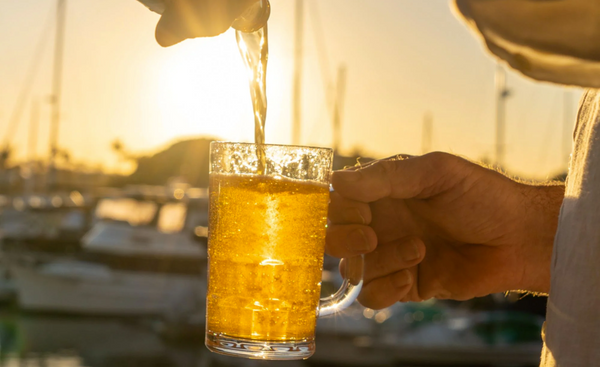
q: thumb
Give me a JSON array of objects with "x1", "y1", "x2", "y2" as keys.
[{"x1": 331, "y1": 152, "x2": 470, "y2": 203}]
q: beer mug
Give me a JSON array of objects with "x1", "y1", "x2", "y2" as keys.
[{"x1": 206, "y1": 142, "x2": 363, "y2": 360}]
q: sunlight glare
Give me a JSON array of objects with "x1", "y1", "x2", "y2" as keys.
[{"x1": 156, "y1": 33, "x2": 255, "y2": 142}]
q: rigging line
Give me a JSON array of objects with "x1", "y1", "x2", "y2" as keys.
[
  {"x1": 2, "y1": 6, "x2": 55, "y2": 149},
  {"x1": 307, "y1": 0, "x2": 334, "y2": 116}
]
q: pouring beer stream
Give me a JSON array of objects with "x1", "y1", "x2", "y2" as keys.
[
  {"x1": 236, "y1": 26, "x2": 268, "y2": 174},
  {"x1": 207, "y1": 3, "x2": 364, "y2": 359}
]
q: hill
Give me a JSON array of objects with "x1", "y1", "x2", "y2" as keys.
[{"x1": 116, "y1": 138, "x2": 374, "y2": 187}]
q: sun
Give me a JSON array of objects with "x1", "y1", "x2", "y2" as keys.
[{"x1": 155, "y1": 30, "x2": 257, "y2": 142}]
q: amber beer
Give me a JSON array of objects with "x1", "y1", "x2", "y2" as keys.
[
  {"x1": 206, "y1": 173, "x2": 329, "y2": 341},
  {"x1": 206, "y1": 142, "x2": 362, "y2": 360}
]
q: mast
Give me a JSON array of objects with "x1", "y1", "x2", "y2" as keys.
[
  {"x1": 49, "y1": 0, "x2": 67, "y2": 189},
  {"x1": 25, "y1": 98, "x2": 40, "y2": 194},
  {"x1": 291, "y1": 0, "x2": 304, "y2": 145},
  {"x1": 28, "y1": 98, "x2": 40, "y2": 165},
  {"x1": 495, "y1": 64, "x2": 510, "y2": 168},
  {"x1": 332, "y1": 65, "x2": 347, "y2": 154},
  {"x1": 421, "y1": 112, "x2": 433, "y2": 154}
]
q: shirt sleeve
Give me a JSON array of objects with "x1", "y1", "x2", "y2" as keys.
[{"x1": 453, "y1": 0, "x2": 600, "y2": 88}]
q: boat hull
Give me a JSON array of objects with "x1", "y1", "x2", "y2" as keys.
[{"x1": 11, "y1": 261, "x2": 205, "y2": 316}]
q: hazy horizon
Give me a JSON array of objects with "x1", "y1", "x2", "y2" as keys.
[{"x1": 0, "y1": 0, "x2": 582, "y2": 179}]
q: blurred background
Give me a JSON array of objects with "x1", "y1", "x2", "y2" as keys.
[{"x1": 0, "y1": 0, "x2": 579, "y2": 366}]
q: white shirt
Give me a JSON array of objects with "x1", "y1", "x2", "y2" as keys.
[
  {"x1": 455, "y1": 1, "x2": 600, "y2": 365},
  {"x1": 541, "y1": 90, "x2": 600, "y2": 366}
]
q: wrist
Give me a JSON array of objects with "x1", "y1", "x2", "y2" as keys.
[{"x1": 515, "y1": 183, "x2": 564, "y2": 294}]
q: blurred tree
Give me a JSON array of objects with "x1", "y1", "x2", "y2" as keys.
[
  {"x1": 114, "y1": 138, "x2": 213, "y2": 187},
  {"x1": 0, "y1": 146, "x2": 11, "y2": 169},
  {"x1": 111, "y1": 139, "x2": 135, "y2": 161}
]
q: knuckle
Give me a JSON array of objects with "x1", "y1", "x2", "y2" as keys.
[
  {"x1": 378, "y1": 160, "x2": 398, "y2": 187},
  {"x1": 365, "y1": 160, "x2": 397, "y2": 199},
  {"x1": 424, "y1": 151, "x2": 471, "y2": 177},
  {"x1": 379, "y1": 159, "x2": 399, "y2": 176},
  {"x1": 416, "y1": 152, "x2": 466, "y2": 197},
  {"x1": 423, "y1": 151, "x2": 452, "y2": 166}
]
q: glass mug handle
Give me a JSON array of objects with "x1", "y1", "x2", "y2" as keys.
[
  {"x1": 319, "y1": 185, "x2": 364, "y2": 317},
  {"x1": 319, "y1": 255, "x2": 364, "y2": 316}
]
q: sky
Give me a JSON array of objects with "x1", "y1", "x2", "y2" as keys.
[{"x1": 0, "y1": 0, "x2": 582, "y2": 179}]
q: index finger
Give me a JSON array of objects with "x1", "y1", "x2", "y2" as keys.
[{"x1": 331, "y1": 152, "x2": 468, "y2": 203}]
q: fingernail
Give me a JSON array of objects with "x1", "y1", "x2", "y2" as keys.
[
  {"x1": 391, "y1": 270, "x2": 412, "y2": 289},
  {"x1": 346, "y1": 228, "x2": 371, "y2": 253},
  {"x1": 335, "y1": 170, "x2": 362, "y2": 182},
  {"x1": 396, "y1": 239, "x2": 420, "y2": 262},
  {"x1": 342, "y1": 208, "x2": 366, "y2": 224}
]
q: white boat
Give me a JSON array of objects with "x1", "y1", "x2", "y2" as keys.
[
  {"x1": 0, "y1": 193, "x2": 91, "y2": 253},
  {"x1": 8, "y1": 193, "x2": 208, "y2": 317},
  {"x1": 11, "y1": 259, "x2": 204, "y2": 316}
]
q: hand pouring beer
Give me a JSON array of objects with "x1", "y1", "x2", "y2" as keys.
[{"x1": 138, "y1": 0, "x2": 270, "y2": 46}]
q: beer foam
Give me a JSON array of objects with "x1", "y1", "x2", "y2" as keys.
[{"x1": 210, "y1": 172, "x2": 329, "y2": 189}]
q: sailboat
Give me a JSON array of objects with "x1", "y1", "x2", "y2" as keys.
[
  {"x1": 8, "y1": 187, "x2": 209, "y2": 316},
  {"x1": 3, "y1": 0, "x2": 210, "y2": 317}
]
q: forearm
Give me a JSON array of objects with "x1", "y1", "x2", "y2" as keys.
[{"x1": 516, "y1": 182, "x2": 565, "y2": 294}]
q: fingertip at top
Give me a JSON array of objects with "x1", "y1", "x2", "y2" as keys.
[{"x1": 155, "y1": 12, "x2": 185, "y2": 47}]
